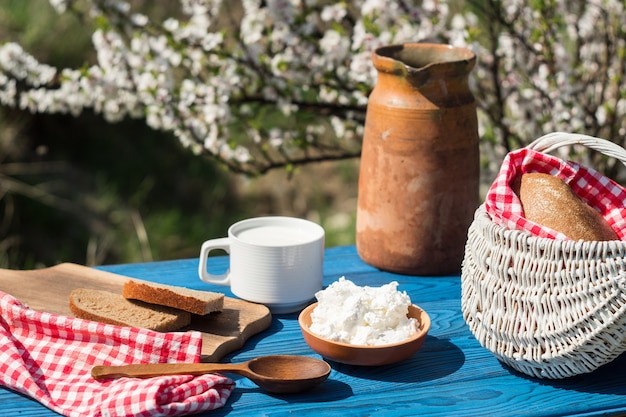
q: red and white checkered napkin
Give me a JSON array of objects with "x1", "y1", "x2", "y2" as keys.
[
  {"x1": 485, "y1": 147, "x2": 626, "y2": 239},
  {"x1": 0, "y1": 291, "x2": 234, "y2": 417}
]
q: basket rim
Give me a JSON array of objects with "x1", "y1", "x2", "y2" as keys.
[{"x1": 473, "y1": 203, "x2": 626, "y2": 250}]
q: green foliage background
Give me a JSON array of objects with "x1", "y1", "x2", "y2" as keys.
[{"x1": 0, "y1": 1, "x2": 358, "y2": 269}]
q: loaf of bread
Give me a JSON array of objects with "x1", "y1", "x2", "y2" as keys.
[
  {"x1": 512, "y1": 172, "x2": 618, "y2": 241},
  {"x1": 69, "y1": 288, "x2": 191, "y2": 332},
  {"x1": 122, "y1": 280, "x2": 224, "y2": 315}
]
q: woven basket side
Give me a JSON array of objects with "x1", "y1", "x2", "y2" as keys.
[{"x1": 462, "y1": 205, "x2": 626, "y2": 378}]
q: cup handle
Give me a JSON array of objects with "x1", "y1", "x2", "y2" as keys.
[{"x1": 198, "y1": 238, "x2": 231, "y2": 286}]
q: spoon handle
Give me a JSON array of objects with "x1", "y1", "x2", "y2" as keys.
[{"x1": 92, "y1": 362, "x2": 244, "y2": 380}]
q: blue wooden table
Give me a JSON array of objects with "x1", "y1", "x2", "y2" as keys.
[{"x1": 3, "y1": 245, "x2": 626, "y2": 416}]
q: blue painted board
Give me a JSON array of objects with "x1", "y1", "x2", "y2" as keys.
[{"x1": 2, "y1": 245, "x2": 626, "y2": 416}]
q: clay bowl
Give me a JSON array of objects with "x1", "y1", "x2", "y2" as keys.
[{"x1": 298, "y1": 303, "x2": 430, "y2": 366}]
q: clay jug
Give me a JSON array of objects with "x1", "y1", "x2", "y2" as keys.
[{"x1": 356, "y1": 43, "x2": 479, "y2": 276}]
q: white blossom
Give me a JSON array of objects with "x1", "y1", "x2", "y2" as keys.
[
  {"x1": 321, "y1": 3, "x2": 347, "y2": 22},
  {"x1": 0, "y1": 75, "x2": 16, "y2": 106},
  {"x1": 48, "y1": 0, "x2": 70, "y2": 13},
  {"x1": 0, "y1": 43, "x2": 56, "y2": 86}
]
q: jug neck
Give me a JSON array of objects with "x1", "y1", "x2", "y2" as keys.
[{"x1": 372, "y1": 43, "x2": 476, "y2": 107}]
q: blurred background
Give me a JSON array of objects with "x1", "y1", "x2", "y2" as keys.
[
  {"x1": 3, "y1": 0, "x2": 625, "y2": 269},
  {"x1": 0, "y1": 0, "x2": 359, "y2": 268}
]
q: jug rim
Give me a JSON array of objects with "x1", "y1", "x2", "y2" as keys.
[{"x1": 373, "y1": 43, "x2": 476, "y2": 75}]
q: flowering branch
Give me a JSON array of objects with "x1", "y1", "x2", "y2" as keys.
[
  {"x1": 0, "y1": 0, "x2": 450, "y2": 175},
  {"x1": 1, "y1": 0, "x2": 625, "y2": 178},
  {"x1": 465, "y1": 0, "x2": 626, "y2": 176}
]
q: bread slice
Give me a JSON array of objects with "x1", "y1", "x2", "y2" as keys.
[
  {"x1": 122, "y1": 280, "x2": 224, "y2": 315},
  {"x1": 69, "y1": 288, "x2": 191, "y2": 332}
]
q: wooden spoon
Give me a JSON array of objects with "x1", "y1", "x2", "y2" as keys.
[{"x1": 92, "y1": 355, "x2": 331, "y2": 394}]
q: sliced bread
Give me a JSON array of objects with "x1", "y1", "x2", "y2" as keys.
[
  {"x1": 122, "y1": 279, "x2": 224, "y2": 315},
  {"x1": 69, "y1": 288, "x2": 191, "y2": 332}
]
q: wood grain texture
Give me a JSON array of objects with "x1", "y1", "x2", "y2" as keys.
[
  {"x1": 3, "y1": 246, "x2": 626, "y2": 416},
  {"x1": 0, "y1": 263, "x2": 271, "y2": 362}
]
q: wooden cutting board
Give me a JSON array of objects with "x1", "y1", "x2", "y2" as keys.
[{"x1": 0, "y1": 263, "x2": 272, "y2": 362}]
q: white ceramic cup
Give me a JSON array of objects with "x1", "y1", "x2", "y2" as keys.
[{"x1": 198, "y1": 216, "x2": 325, "y2": 314}]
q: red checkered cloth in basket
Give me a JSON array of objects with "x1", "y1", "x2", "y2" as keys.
[
  {"x1": 485, "y1": 147, "x2": 626, "y2": 239},
  {"x1": 0, "y1": 291, "x2": 234, "y2": 417}
]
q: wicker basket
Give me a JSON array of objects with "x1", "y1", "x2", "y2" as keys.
[{"x1": 461, "y1": 132, "x2": 626, "y2": 379}]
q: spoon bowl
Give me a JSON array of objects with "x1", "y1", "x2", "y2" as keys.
[
  {"x1": 91, "y1": 355, "x2": 331, "y2": 394},
  {"x1": 245, "y1": 355, "x2": 331, "y2": 393}
]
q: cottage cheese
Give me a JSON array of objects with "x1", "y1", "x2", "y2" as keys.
[{"x1": 309, "y1": 277, "x2": 418, "y2": 346}]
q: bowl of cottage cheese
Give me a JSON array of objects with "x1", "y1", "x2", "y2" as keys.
[{"x1": 298, "y1": 277, "x2": 431, "y2": 366}]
